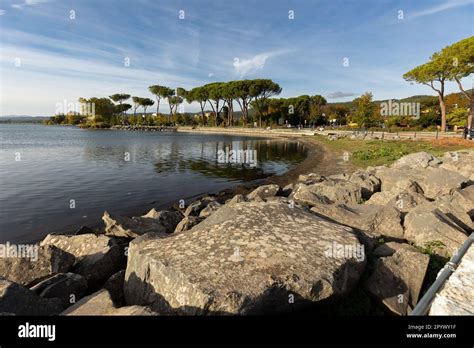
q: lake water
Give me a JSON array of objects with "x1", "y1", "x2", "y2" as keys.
[{"x1": 0, "y1": 124, "x2": 307, "y2": 243}]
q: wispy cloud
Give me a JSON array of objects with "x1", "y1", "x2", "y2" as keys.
[
  {"x1": 233, "y1": 51, "x2": 291, "y2": 78},
  {"x1": 409, "y1": 0, "x2": 474, "y2": 19},
  {"x1": 10, "y1": 0, "x2": 51, "y2": 10},
  {"x1": 0, "y1": 9, "x2": 5, "y2": 15},
  {"x1": 326, "y1": 91, "x2": 357, "y2": 99}
]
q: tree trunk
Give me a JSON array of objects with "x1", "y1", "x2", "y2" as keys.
[
  {"x1": 438, "y1": 93, "x2": 446, "y2": 132},
  {"x1": 156, "y1": 98, "x2": 160, "y2": 116}
]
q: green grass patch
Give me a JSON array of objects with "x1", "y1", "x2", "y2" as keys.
[{"x1": 313, "y1": 135, "x2": 471, "y2": 167}]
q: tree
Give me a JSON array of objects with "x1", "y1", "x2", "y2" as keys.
[
  {"x1": 231, "y1": 80, "x2": 253, "y2": 125},
  {"x1": 404, "y1": 53, "x2": 452, "y2": 131},
  {"x1": 204, "y1": 82, "x2": 226, "y2": 126},
  {"x1": 187, "y1": 87, "x2": 209, "y2": 124},
  {"x1": 221, "y1": 82, "x2": 238, "y2": 126},
  {"x1": 250, "y1": 79, "x2": 282, "y2": 127},
  {"x1": 139, "y1": 98, "x2": 155, "y2": 119},
  {"x1": 132, "y1": 97, "x2": 142, "y2": 117},
  {"x1": 168, "y1": 95, "x2": 183, "y2": 118},
  {"x1": 78, "y1": 97, "x2": 116, "y2": 123},
  {"x1": 351, "y1": 92, "x2": 377, "y2": 128},
  {"x1": 438, "y1": 37, "x2": 474, "y2": 131},
  {"x1": 148, "y1": 85, "x2": 171, "y2": 115},
  {"x1": 109, "y1": 93, "x2": 130, "y2": 106}
]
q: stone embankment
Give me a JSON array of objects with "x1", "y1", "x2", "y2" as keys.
[{"x1": 0, "y1": 150, "x2": 472, "y2": 315}]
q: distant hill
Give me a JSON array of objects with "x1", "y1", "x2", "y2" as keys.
[{"x1": 0, "y1": 116, "x2": 49, "y2": 123}]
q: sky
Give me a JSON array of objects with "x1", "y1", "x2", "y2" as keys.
[{"x1": 0, "y1": 0, "x2": 473, "y2": 116}]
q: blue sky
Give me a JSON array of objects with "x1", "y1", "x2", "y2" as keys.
[{"x1": 0, "y1": 0, "x2": 473, "y2": 116}]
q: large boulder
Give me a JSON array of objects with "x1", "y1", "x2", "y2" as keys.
[
  {"x1": 374, "y1": 167, "x2": 469, "y2": 199},
  {"x1": 404, "y1": 209, "x2": 469, "y2": 258},
  {"x1": 40, "y1": 234, "x2": 126, "y2": 289},
  {"x1": 30, "y1": 272, "x2": 88, "y2": 308},
  {"x1": 365, "y1": 249, "x2": 430, "y2": 315},
  {"x1": 103, "y1": 209, "x2": 182, "y2": 238},
  {"x1": 0, "y1": 245, "x2": 75, "y2": 287},
  {"x1": 198, "y1": 201, "x2": 222, "y2": 218},
  {"x1": 61, "y1": 289, "x2": 115, "y2": 315},
  {"x1": 124, "y1": 201, "x2": 366, "y2": 315},
  {"x1": 373, "y1": 242, "x2": 418, "y2": 257},
  {"x1": 103, "y1": 270, "x2": 125, "y2": 306},
  {"x1": 440, "y1": 150, "x2": 474, "y2": 181},
  {"x1": 390, "y1": 152, "x2": 441, "y2": 170},
  {"x1": 174, "y1": 216, "x2": 203, "y2": 234},
  {"x1": 0, "y1": 277, "x2": 63, "y2": 315},
  {"x1": 246, "y1": 184, "x2": 280, "y2": 201},
  {"x1": 349, "y1": 170, "x2": 381, "y2": 199},
  {"x1": 297, "y1": 173, "x2": 325, "y2": 185},
  {"x1": 307, "y1": 179, "x2": 363, "y2": 204},
  {"x1": 289, "y1": 183, "x2": 332, "y2": 207},
  {"x1": 366, "y1": 180, "x2": 428, "y2": 208},
  {"x1": 452, "y1": 185, "x2": 474, "y2": 220},
  {"x1": 310, "y1": 203, "x2": 404, "y2": 240},
  {"x1": 107, "y1": 305, "x2": 157, "y2": 316},
  {"x1": 61, "y1": 288, "x2": 157, "y2": 316}
]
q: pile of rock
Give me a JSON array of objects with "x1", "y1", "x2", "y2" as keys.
[{"x1": 0, "y1": 150, "x2": 472, "y2": 316}]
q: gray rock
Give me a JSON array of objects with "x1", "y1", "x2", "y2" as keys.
[
  {"x1": 297, "y1": 173, "x2": 324, "y2": 185},
  {"x1": 0, "y1": 277, "x2": 63, "y2": 315},
  {"x1": 184, "y1": 201, "x2": 203, "y2": 217},
  {"x1": 124, "y1": 201, "x2": 366, "y2": 315},
  {"x1": 452, "y1": 185, "x2": 474, "y2": 220},
  {"x1": 103, "y1": 209, "x2": 182, "y2": 238},
  {"x1": 374, "y1": 167, "x2": 469, "y2": 199},
  {"x1": 306, "y1": 179, "x2": 363, "y2": 204},
  {"x1": 0, "y1": 245, "x2": 75, "y2": 287},
  {"x1": 30, "y1": 272, "x2": 88, "y2": 307},
  {"x1": 174, "y1": 216, "x2": 203, "y2": 234},
  {"x1": 107, "y1": 305, "x2": 157, "y2": 316},
  {"x1": 421, "y1": 168, "x2": 470, "y2": 199},
  {"x1": 404, "y1": 209, "x2": 469, "y2": 258},
  {"x1": 103, "y1": 270, "x2": 125, "y2": 306},
  {"x1": 365, "y1": 249, "x2": 430, "y2": 315},
  {"x1": 40, "y1": 234, "x2": 126, "y2": 290},
  {"x1": 390, "y1": 152, "x2": 442, "y2": 169},
  {"x1": 61, "y1": 289, "x2": 115, "y2": 315},
  {"x1": 198, "y1": 201, "x2": 222, "y2": 218},
  {"x1": 289, "y1": 183, "x2": 332, "y2": 207},
  {"x1": 349, "y1": 170, "x2": 381, "y2": 199},
  {"x1": 366, "y1": 180, "x2": 427, "y2": 208},
  {"x1": 373, "y1": 242, "x2": 418, "y2": 257},
  {"x1": 246, "y1": 184, "x2": 280, "y2": 201},
  {"x1": 310, "y1": 202, "x2": 404, "y2": 240},
  {"x1": 440, "y1": 150, "x2": 474, "y2": 181},
  {"x1": 281, "y1": 184, "x2": 294, "y2": 197},
  {"x1": 227, "y1": 194, "x2": 247, "y2": 205}
]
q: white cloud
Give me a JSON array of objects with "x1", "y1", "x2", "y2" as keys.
[
  {"x1": 0, "y1": 9, "x2": 5, "y2": 15},
  {"x1": 233, "y1": 51, "x2": 291, "y2": 78},
  {"x1": 410, "y1": 0, "x2": 474, "y2": 19},
  {"x1": 25, "y1": 0, "x2": 50, "y2": 5},
  {"x1": 11, "y1": 4, "x2": 22, "y2": 9}
]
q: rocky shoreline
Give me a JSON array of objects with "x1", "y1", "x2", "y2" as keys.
[{"x1": 1, "y1": 149, "x2": 473, "y2": 316}]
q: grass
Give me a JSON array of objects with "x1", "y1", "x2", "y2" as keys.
[{"x1": 313, "y1": 135, "x2": 473, "y2": 167}]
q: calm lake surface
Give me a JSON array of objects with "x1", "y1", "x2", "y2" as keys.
[{"x1": 0, "y1": 124, "x2": 307, "y2": 243}]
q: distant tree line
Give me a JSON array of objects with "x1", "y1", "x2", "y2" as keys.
[{"x1": 44, "y1": 37, "x2": 472, "y2": 131}]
